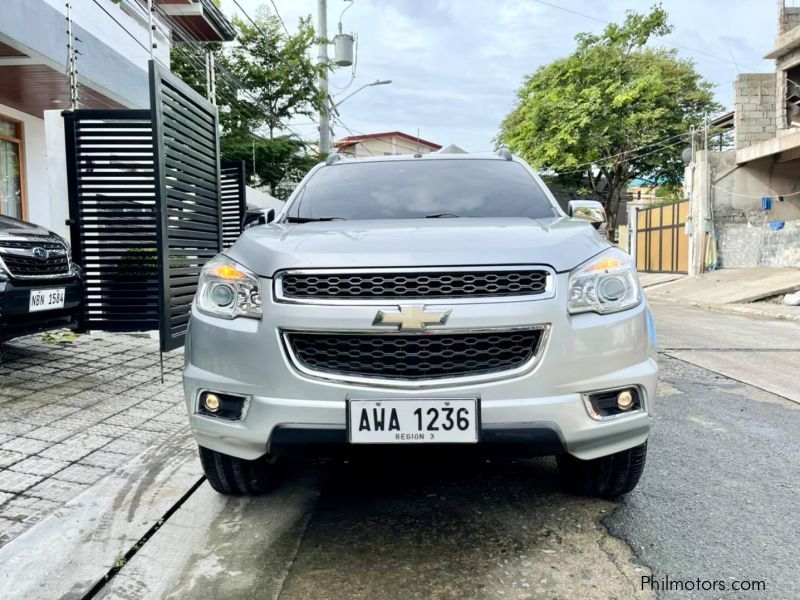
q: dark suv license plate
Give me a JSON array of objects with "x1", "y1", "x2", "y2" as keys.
[{"x1": 347, "y1": 399, "x2": 478, "y2": 444}]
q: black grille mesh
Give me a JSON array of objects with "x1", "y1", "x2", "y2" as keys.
[
  {"x1": 280, "y1": 270, "x2": 549, "y2": 300},
  {"x1": 0, "y1": 239, "x2": 70, "y2": 277},
  {"x1": 287, "y1": 330, "x2": 542, "y2": 380}
]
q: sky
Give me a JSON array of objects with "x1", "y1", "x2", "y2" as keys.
[{"x1": 219, "y1": 0, "x2": 783, "y2": 152}]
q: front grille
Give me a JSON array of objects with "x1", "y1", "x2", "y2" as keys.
[
  {"x1": 278, "y1": 269, "x2": 550, "y2": 300},
  {"x1": 0, "y1": 238, "x2": 70, "y2": 278},
  {"x1": 285, "y1": 329, "x2": 543, "y2": 381}
]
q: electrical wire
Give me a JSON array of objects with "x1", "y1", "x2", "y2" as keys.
[
  {"x1": 529, "y1": 0, "x2": 763, "y2": 72},
  {"x1": 231, "y1": 0, "x2": 282, "y2": 40},
  {"x1": 546, "y1": 138, "x2": 690, "y2": 176},
  {"x1": 711, "y1": 184, "x2": 800, "y2": 199},
  {"x1": 545, "y1": 131, "x2": 693, "y2": 173},
  {"x1": 267, "y1": 0, "x2": 291, "y2": 37},
  {"x1": 153, "y1": 5, "x2": 311, "y2": 145}
]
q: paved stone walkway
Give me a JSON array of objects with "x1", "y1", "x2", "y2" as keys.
[{"x1": 0, "y1": 331, "x2": 184, "y2": 547}]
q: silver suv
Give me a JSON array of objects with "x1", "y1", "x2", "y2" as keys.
[{"x1": 183, "y1": 152, "x2": 657, "y2": 498}]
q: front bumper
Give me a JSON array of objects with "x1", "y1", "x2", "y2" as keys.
[
  {"x1": 183, "y1": 273, "x2": 657, "y2": 461},
  {"x1": 0, "y1": 276, "x2": 83, "y2": 342}
]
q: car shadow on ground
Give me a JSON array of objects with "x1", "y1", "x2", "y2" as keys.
[{"x1": 184, "y1": 454, "x2": 648, "y2": 600}]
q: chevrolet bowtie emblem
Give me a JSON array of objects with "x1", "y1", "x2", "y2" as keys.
[{"x1": 373, "y1": 306, "x2": 452, "y2": 331}]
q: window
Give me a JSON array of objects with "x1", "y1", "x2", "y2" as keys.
[
  {"x1": 0, "y1": 115, "x2": 25, "y2": 219},
  {"x1": 786, "y1": 65, "x2": 800, "y2": 128},
  {"x1": 289, "y1": 159, "x2": 557, "y2": 221}
]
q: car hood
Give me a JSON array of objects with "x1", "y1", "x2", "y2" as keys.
[
  {"x1": 227, "y1": 217, "x2": 611, "y2": 277},
  {"x1": 0, "y1": 215, "x2": 54, "y2": 238}
]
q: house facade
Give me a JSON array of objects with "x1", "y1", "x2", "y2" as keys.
[
  {"x1": 333, "y1": 131, "x2": 442, "y2": 157},
  {"x1": 683, "y1": 2, "x2": 800, "y2": 272},
  {"x1": 0, "y1": 0, "x2": 233, "y2": 238}
]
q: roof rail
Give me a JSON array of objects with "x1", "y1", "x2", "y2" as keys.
[
  {"x1": 496, "y1": 148, "x2": 513, "y2": 161},
  {"x1": 326, "y1": 153, "x2": 345, "y2": 166}
]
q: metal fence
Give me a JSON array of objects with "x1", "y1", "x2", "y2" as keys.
[
  {"x1": 220, "y1": 161, "x2": 247, "y2": 248},
  {"x1": 150, "y1": 61, "x2": 223, "y2": 351},
  {"x1": 64, "y1": 62, "x2": 243, "y2": 352}
]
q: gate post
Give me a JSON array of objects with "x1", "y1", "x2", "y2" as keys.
[{"x1": 628, "y1": 203, "x2": 639, "y2": 265}]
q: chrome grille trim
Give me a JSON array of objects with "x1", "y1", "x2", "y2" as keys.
[
  {"x1": 280, "y1": 325, "x2": 551, "y2": 389},
  {"x1": 274, "y1": 266, "x2": 556, "y2": 305}
]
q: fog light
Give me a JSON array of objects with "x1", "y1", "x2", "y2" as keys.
[
  {"x1": 617, "y1": 390, "x2": 634, "y2": 410},
  {"x1": 198, "y1": 391, "x2": 248, "y2": 420},
  {"x1": 203, "y1": 393, "x2": 221, "y2": 412}
]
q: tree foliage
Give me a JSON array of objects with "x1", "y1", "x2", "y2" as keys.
[
  {"x1": 498, "y1": 5, "x2": 720, "y2": 231},
  {"x1": 169, "y1": 5, "x2": 325, "y2": 197}
]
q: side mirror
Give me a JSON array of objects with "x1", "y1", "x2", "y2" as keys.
[
  {"x1": 568, "y1": 200, "x2": 607, "y2": 230},
  {"x1": 242, "y1": 208, "x2": 276, "y2": 231}
]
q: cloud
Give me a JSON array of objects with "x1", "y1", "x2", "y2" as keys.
[{"x1": 222, "y1": 0, "x2": 779, "y2": 152}]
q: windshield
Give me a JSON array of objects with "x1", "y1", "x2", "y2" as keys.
[{"x1": 286, "y1": 159, "x2": 557, "y2": 221}]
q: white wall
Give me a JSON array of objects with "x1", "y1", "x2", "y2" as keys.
[
  {"x1": 40, "y1": 0, "x2": 171, "y2": 72},
  {"x1": 0, "y1": 103, "x2": 47, "y2": 227},
  {"x1": 43, "y1": 110, "x2": 69, "y2": 239}
]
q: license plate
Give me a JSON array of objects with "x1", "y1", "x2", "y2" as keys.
[
  {"x1": 348, "y1": 399, "x2": 478, "y2": 444},
  {"x1": 29, "y1": 288, "x2": 66, "y2": 312}
]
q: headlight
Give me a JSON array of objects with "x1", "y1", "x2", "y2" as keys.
[
  {"x1": 567, "y1": 248, "x2": 641, "y2": 315},
  {"x1": 196, "y1": 255, "x2": 262, "y2": 319}
]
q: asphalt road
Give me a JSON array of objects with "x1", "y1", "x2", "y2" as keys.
[{"x1": 94, "y1": 301, "x2": 800, "y2": 600}]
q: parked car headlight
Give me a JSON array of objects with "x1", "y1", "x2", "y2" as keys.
[
  {"x1": 567, "y1": 248, "x2": 641, "y2": 315},
  {"x1": 196, "y1": 255, "x2": 262, "y2": 320}
]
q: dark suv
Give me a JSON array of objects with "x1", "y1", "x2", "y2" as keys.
[{"x1": 0, "y1": 215, "x2": 84, "y2": 343}]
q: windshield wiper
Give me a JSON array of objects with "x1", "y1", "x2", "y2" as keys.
[
  {"x1": 285, "y1": 216, "x2": 347, "y2": 223},
  {"x1": 424, "y1": 213, "x2": 460, "y2": 218}
]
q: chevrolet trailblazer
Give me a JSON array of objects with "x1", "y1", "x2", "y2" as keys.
[{"x1": 183, "y1": 151, "x2": 657, "y2": 498}]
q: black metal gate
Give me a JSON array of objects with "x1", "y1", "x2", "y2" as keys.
[
  {"x1": 220, "y1": 161, "x2": 247, "y2": 248},
  {"x1": 150, "y1": 61, "x2": 222, "y2": 351},
  {"x1": 63, "y1": 109, "x2": 160, "y2": 333},
  {"x1": 65, "y1": 61, "x2": 236, "y2": 352}
]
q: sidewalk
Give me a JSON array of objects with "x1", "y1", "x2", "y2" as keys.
[
  {"x1": 0, "y1": 332, "x2": 185, "y2": 547},
  {"x1": 642, "y1": 268, "x2": 800, "y2": 321}
]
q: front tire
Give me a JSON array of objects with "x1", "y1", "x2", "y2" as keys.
[
  {"x1": 557, "y1": 441, "x2": 647, "y2": 498},
  {"x1": 199, "y1": 446, "x2": 281, "y2": 495}
]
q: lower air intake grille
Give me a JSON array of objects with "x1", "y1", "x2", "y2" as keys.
[{"x1": 285, "y1": 329, "x2": 543, "y2": 381}]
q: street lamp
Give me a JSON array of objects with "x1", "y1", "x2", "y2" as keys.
[{"x1": 330, "y1": 79, "x2": 392, "y2": 114}]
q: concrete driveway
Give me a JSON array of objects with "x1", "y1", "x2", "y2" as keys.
[{"x1": 1, "y1": 302, "x2": 799, "y2": 599}]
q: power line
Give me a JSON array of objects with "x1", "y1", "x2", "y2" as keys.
[
  {"x1": 231, "y1": 0, "x2": 282, "y2": 38},
  {"x1": 154, "y1": 5, "x2": 312, "y2": 145},
  {"x1": 546, "y1": 131, "x2": 693, "y2": 173},
  {"x1": 529, "y1": 0, "x2": 762, "y2": 72},
  {"x1": 551, "y1": 138, "x2": 690, "y2": 176},
  {"x1": 268, "y1": 0, "x2": 291, "y2": 37},
  {"x1": 711, "y1": 184, "x2": 800, "y2": 199}
]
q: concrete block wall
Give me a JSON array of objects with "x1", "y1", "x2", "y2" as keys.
[
  {"x1": 734, "y1": 74, "x2": 778, "y2": 149},
  {"x1": 718, "y1": 220, "x2": 800, "y2": 268},
  {"x1": 782, "y1": 7, "x2": 800, "y2": 33}
]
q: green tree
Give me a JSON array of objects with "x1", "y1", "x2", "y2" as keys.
[
  {"x1": 169, "y1": 6, "x2": 326, "y2": 196},
  {"x1": 498, "y1": 5, "x2": 720, "y2": 232}
]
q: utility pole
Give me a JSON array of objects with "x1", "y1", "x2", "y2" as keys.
[{"x1": 317, "y1": 0, "x2": 330, "y2": 155}]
